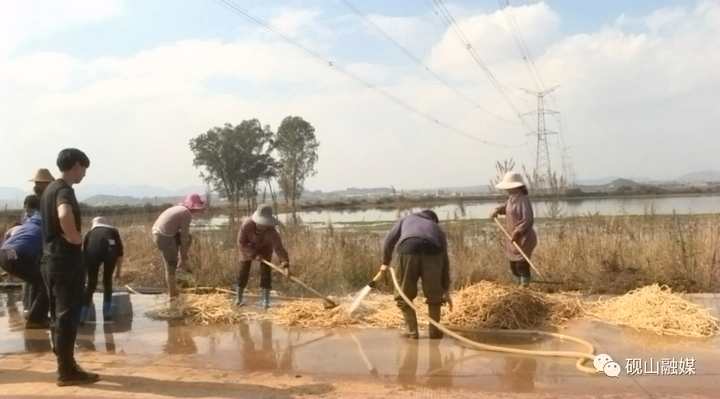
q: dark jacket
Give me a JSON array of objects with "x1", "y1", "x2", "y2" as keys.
[
  {"x1": 382, "y1": 212, "x2": 450, "y2": 290},
  {"x1": 237, "y1": 218, "x2": 289, "y2": 263}
]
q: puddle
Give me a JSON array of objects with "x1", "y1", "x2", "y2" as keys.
[{"x1": 1, "y1": 289, "x2": 719, "y2": 395}]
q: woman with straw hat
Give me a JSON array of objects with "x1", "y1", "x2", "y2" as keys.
[
  {"x1": 151, "y1": 193, "x2": 205, "y2": 298},
  {"x1": 490, "y1": 172, "x2": 537, "y2": 287},
  {"x1": 236, "y1": 204, "x2": 290, "y2": 309}
]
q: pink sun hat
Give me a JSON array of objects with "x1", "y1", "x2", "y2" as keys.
[{"x1": 181, "y1": 193, "x2": 205, "y2": 210}]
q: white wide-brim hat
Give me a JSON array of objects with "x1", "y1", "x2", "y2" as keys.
[
  {"x1": 251, "y1": 204, "x2": 279, "y2": 226},
  {"x1": 495, "y1": 172, "x2": 526, "y2": 190},
  {"x1": 91, "y1": 216, "x2": 116, "y2": 230}
]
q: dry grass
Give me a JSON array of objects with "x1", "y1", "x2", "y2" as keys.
[
  {"x1": 94, "y1": 213, "x2": 720, "y2": 296},
  {"x1": 447, "y1": 214, "x2": 720, "y2": 294}
]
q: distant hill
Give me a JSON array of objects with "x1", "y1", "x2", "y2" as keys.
[
  {"x1": 607, "y1": 178, "x2": 642, "y2": 189},
  {"x1": 81, "y1": 195, "x2": 182, "y2": 207},
  {"x1": 75, "y1": 184, "x2": 206, "y2": 201},
  {"x1": 577, "y1": 177, "x2": 622, "y2": 186},
  {"x1": 677, "y1": 170, "x2": 720, "y2": 183},
  {"x1": 0, "y1": 187, "x2": 27, "y2": 201}
]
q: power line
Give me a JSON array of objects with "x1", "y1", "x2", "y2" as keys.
[
  {"x1": 339, "y1": 0, "x2": 520, "y2": 126},
  {"x1": 499, "y1": 0, "x2": 574, "y2": 184},
  {"x1": 213, "y1": 0, "x2": 526, "y2": 148},
  {"x1": 497, "y1": 0, "x2": 545, "y2": 91},
  {"x1": 430, "y1": 0, "x2": 534, "y2": 134}
]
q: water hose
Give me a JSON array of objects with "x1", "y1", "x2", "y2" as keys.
[{"x1": 388, "y1": 266, "x2": 598, "y2": 374}]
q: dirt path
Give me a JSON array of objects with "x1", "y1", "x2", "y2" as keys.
[{"x1": 1, "y1": 351, "x2": 712, "y2": 399}]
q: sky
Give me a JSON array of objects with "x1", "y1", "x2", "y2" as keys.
[{"x1": 1, "y1": 0, "x2": 718, "y2": 195}]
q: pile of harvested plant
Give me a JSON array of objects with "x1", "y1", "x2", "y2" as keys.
[
  {"x1": 143, "y1": 282, "x2": 718, "y2": 339},
  {"x1": 146, "y1": 293, "x2": 257, "y2": 325},
  {"x1": 444, "y1": 281, "x2": 584, "y2": 330},
  {"x1": 588, "y1": 284, "x2": 719, "y2": 338},
  {"x1": 271, "y1": 281, "x2": 581, "y2": 330}
]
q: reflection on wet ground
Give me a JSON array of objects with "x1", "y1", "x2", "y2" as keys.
[{"x1": 1, "y1": 289, "x2": 719, "y2": 396}]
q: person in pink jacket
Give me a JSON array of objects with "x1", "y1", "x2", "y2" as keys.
[
  {"x1": 151, "y1": 193, "x2": 205, "y2": 297},
  {"x1": 490, "y1": 172, "x2": 537, "y2": 287}
]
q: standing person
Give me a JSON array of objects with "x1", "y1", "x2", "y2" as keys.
[
  {"x1": 81, "y1": 217, "x2": 124, "y2": 322},
  {"x1": 0, "y1": 196, "x2": 49, "y2": 329},
  {"x1": 490, "y1": 172, "x2": 537, "y2": 287},
  {"x1": 29, "y1": 168, "x2": 55, "y2": 197},
  {"x1": 381, "y1": 210, "x2": 450, "y2": 340},
  {"x1": 40, "y1": 148, "x2": 99, "y2": 386},
  {"x1": 152, "y1": 193, "x2": 205, "y2": 298},
  {"x1": 236, "y1": 204, "x2": 290, "y2": 309}
]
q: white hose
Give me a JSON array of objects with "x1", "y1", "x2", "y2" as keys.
[{"x1": 388, "y1": 267, "x2": 598, "y2": 374}]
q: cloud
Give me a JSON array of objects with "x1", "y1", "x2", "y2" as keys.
[
  {"x1": 1, "y1": 1, "x2": 719, "y2": 192},
  {"x1": 269, "y1": 8, "x2": 322, "y2": 38},
  {"x1": 0, "y1": 0, "x2": 123, "y2": 55}
]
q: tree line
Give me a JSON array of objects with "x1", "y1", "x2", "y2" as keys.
[{"x1": 189, "y1": 116, "x2": 319, "y2": 225}]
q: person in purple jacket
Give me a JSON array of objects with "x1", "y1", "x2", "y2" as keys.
[
  {"x1": 380, "y1": 210, "x2": 450, "y2": 340},
  {"x1": 491, "y1": 172, "x2": 537, "y2": 287}
]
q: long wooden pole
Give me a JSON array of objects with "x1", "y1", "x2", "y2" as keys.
[
  {"x1": 493, "y1": 217, "x2": 546, "y2": 280},
  {"x1": 261, "y1": 260, "x2": 338, "y2": 308}
]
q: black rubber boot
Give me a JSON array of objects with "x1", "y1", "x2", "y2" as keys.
[
  {"x1": 57, "y1": 368, "x2": 100, "y2": 387},
  {"x1": 235, "y1": 285, "x2": 245, "y2": 306},
  {"x1": 260, "y1": 288, "x2": 271, "y2": 309},
  {"x1": 428, "y1": 304, "x2": 444, "y2": 339},
  {"x1": 400, "y1": 306, "x2": 419, "y2": 339}
]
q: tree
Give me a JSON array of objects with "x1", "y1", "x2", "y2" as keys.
[
  {"x1": 275, "y1": 116, "x2": 319, "y2": 220},
  {"x1": 189, "y1": 120, "x2": 276, "y2": 226}
]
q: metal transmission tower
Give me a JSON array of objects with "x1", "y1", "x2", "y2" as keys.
[{"x1": 521, "y1": 86, "x2": 559, "y2": 188}]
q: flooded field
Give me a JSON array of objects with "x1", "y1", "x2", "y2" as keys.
[
  {"x1": 191, "y1": 194, "x2": 720, "y2": 229},
  {"x1": 2, "y1": 289, "x2": 719, "y2": 398}
]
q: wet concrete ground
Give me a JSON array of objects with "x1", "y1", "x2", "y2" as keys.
[{"x1": 1, "y1": 289, "x2": 719, "y2": 398}]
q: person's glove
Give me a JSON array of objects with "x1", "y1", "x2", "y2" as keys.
[
  {"x1": 490, "y1": 209, "x2": 499, "y2": 219},
  {"x1": 511, "y1": 230, "x2": 523, "y2": 243},
  {"x1": 281, "y1": 261, "x2": 290, "y2": 278},
  {"x1": 442, "y1": 291, "x2": 453, "y2": 312}
]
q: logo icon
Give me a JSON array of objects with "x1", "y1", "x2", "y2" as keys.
[
  {"x1": 594, "y1": 353, "x2": 621, "y2": 377},
  {"x1": 603, "y1": 361, "x2": 622, "y2": 377},
  {"x1": 594, "y1": 353, "x2": 613, "y2": 372}
]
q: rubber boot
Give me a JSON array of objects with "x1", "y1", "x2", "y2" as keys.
[
  {"x1": 400, "y1": 306, "x2": 419, "y2": 339},
  {"x1": 102, "y1": 301, "x2": 113, "y2": 322},
  {"x1": 166, "y1": 271, "x2": 178, "y2": 298},
  {"x1": 260, "y1": 288, "x2": 271, "y2": 310},
  {"x1": 235, "y1": 285, "x2": 245, "y2": 306},
  {"x1": 79, "y1": 306, "x2": 90, "y2": 325},
  {"x1": 519, "y1": 275, "x2": 530, "y2": 287},
  {"x1": 428, "y1": 304, "x2": 443, "y2": 339}
]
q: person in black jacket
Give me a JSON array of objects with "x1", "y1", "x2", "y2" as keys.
[
  {"x1": 82, "y1": 217, "x2": 124, "y2": 322},
  {"x1": 40, "y1": 148, "x2": 99, "y2": 386}
]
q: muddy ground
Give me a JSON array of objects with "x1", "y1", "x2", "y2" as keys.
[{"x1": 1, "y1": 290, "x2": 719, "y2": 398}]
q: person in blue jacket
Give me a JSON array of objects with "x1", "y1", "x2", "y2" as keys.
[{"x1": 0, "y1": 195, "x2": 49, "y2": 328}]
